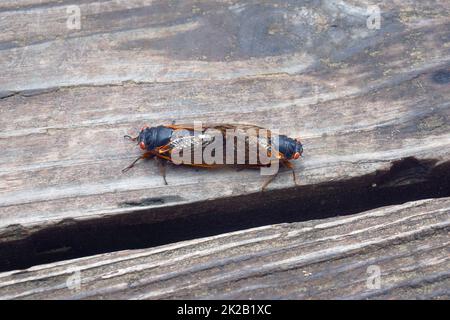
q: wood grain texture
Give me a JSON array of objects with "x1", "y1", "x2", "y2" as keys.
[
  {"x1": 0, "y1": 0, "x2": 449, "y2": 245},
  {"x1": 0, "y1": 197, "x2": 448, "y2": 299}
]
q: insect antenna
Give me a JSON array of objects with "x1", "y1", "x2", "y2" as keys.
[{"x1": 124, "y1": 134, "x2": 138, "y2": 142}]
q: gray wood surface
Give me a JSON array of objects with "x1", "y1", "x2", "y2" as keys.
[
  {"x1": 1, "y1": 0, "x2": 449, "y2": 244},
  {"x1": 0, "y1": 197, "x2": 448, "y2": 299},
  {"x1": 0, "y1": 0, "x2": 449, "y2": 300}
]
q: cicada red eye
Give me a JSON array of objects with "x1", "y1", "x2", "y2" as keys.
[
  {"x1": 139, "y1": 141, "x2": 146, "y2": 150},
  {"x1": 293, "y1": 152, "x2": 301, "y2": 160},
  {"x1": 141, "y1": 124, "x2": 149, "y2": 131}
]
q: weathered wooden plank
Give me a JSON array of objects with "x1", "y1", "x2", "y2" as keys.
[
  {"x1": 1, "y1": 0, "x2": 450, "y2": 91},
  {"x1": 0, "y1": 0, "x2": 449, "y2": 246},
  {"x1": 0, "y1": 197, "x2": 448, "y2": 300}
]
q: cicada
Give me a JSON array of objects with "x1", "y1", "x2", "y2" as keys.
[{"x1": 123, "y1": 123, "x2": 303, "y2": 190}]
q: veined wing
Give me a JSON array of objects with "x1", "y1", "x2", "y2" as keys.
[{"x1": 160, "y1": 123, "x2": 285, "y2": 162}]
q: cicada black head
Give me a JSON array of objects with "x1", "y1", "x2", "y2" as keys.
[
  {"x1": 136, "y1": 125, "x2": 173, "y2": 151},
  {"x1": 276, "y1": 135, "x2": 303, "y2": 160}
]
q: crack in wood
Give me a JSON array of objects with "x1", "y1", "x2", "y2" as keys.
[{"x1": 0, "y1": 157, "x2": 448, "y2": 273}]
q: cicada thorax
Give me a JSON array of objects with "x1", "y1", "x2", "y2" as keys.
[{"x1": 139, "y1": 125, "x2": 174, "y2": 151}]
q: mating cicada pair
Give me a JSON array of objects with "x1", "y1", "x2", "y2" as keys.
[{"x1": 123, "y1": 123, "x2": 303, "y2": 190}]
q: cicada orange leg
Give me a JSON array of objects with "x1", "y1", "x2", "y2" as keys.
[
  {"x1": 282, "y1": 159, "x2": 298, "y2": 186},
  {"x1": 261, "y1": 159, "x2": 298, "y2": 191},
  {"x1": 155, "y1": 157, "x2": 168, "y2": 185},
  {"x1": 122, "y1": 151, "x2": 155, "y2": 173}
]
